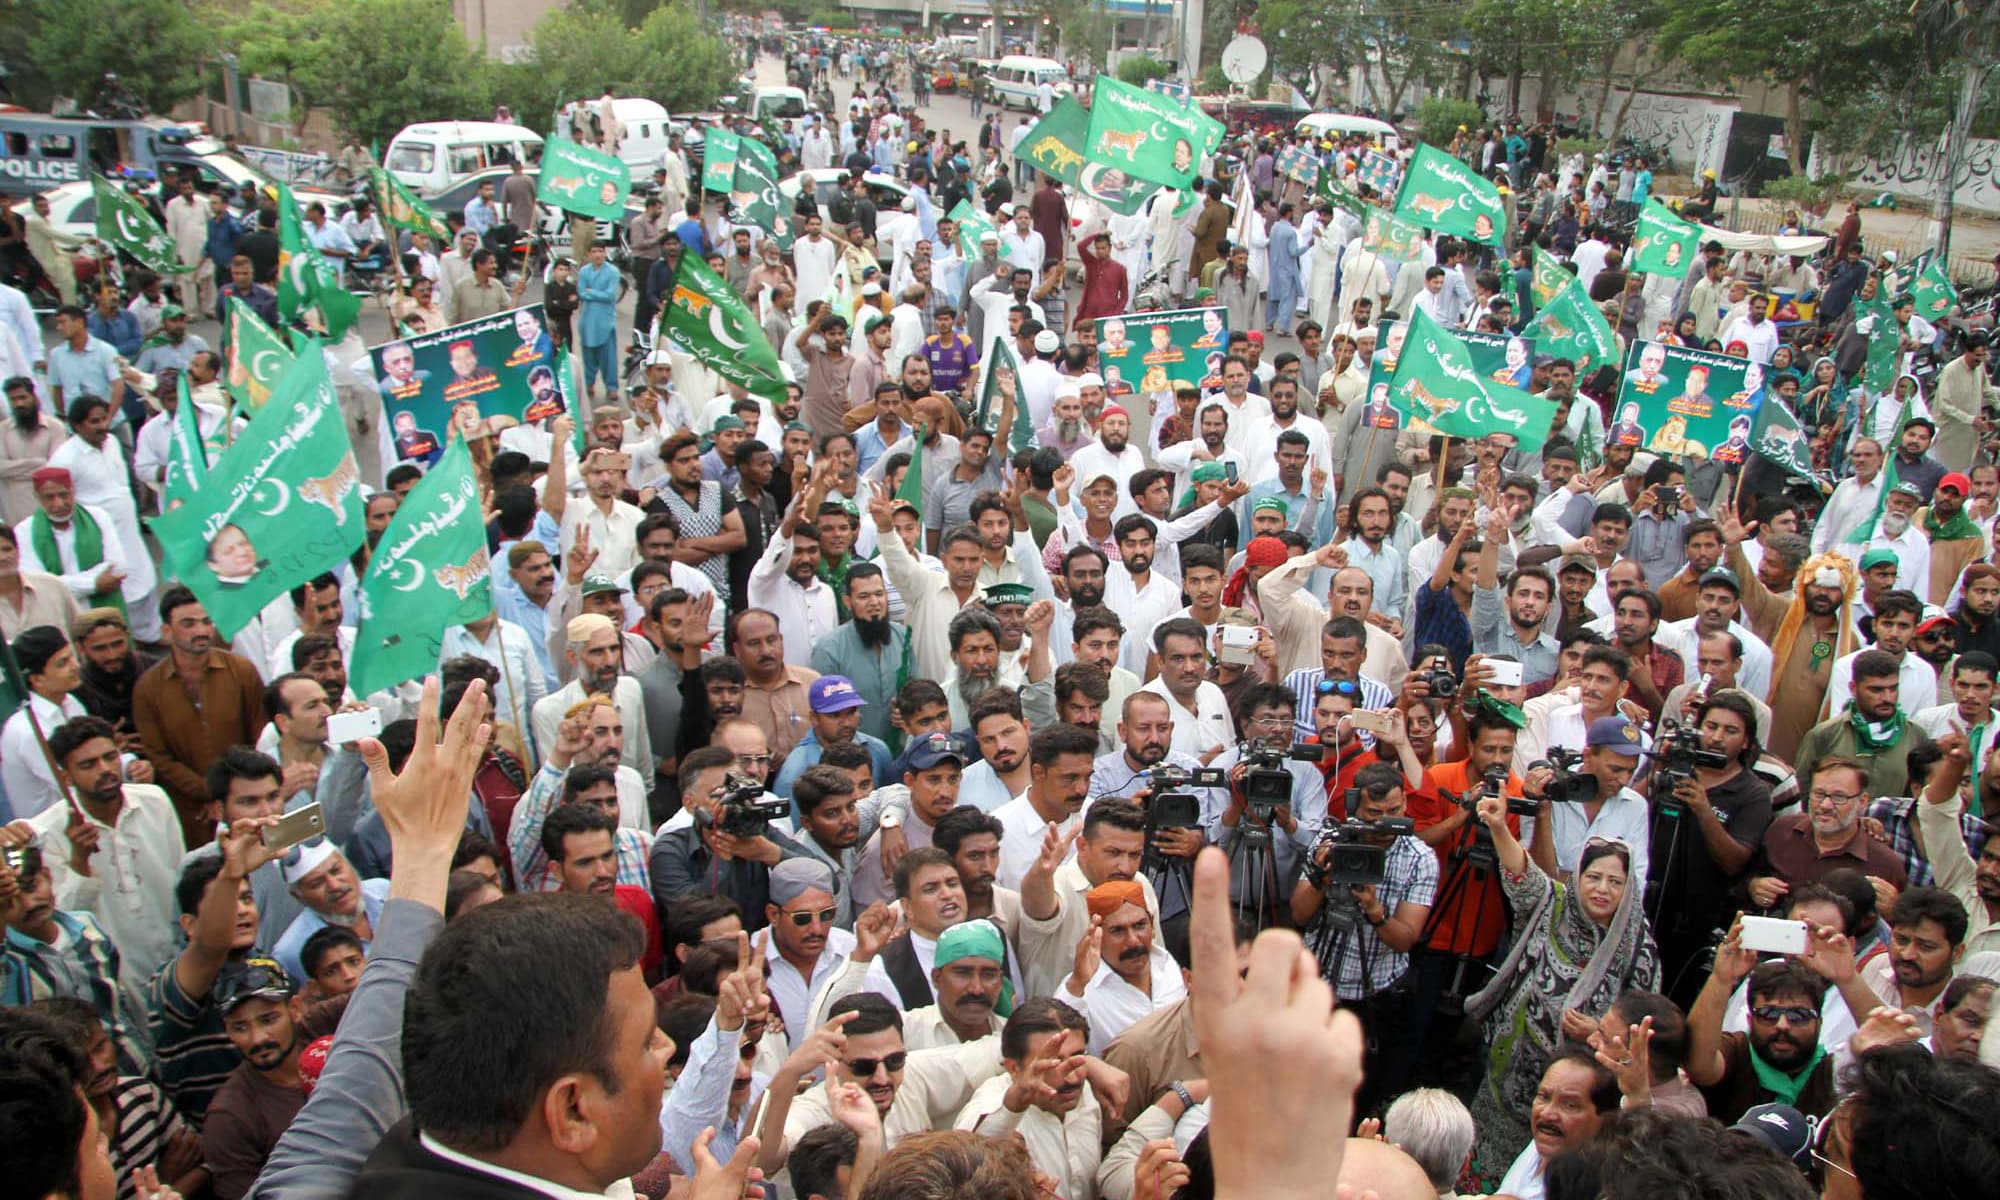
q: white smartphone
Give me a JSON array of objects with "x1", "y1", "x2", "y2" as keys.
[
  {"x1": 1485, "y1": 659, "x2": 1525, "y2": 688},
  {"x1": 1218, "y1": 624, "x2": 1259, "y2": 666},
  {"x1": 261, "y1": 802, "x2": 326, "y2": 853},
  {"x1": 1739, "y1": 915, "x2": 1809, "y2": 955},
  {"x1": 326, "y1": 708, "x2": 384, "y2": 745}
]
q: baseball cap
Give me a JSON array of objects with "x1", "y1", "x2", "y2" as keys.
[
  {"x1": 1252, "y1": 496, "x2": 1289, "y2": 517},
  {"x1": 1939, "y1": 471, "x2": 1973, "y2": 495},
  {"x1": 1698, "y1": 566, "x2": 1740, "y2": 594},
  {"x1": 1585, "y1": 716, "x2": 1644, "y2": 757},
  {"x1": 1731, "y1": 1103, "x2": 1811, "y2": 1168},
  {"x1": 1858, "y1": 548, "x2": 1900, "y2": 572},
  {"x1": 215, "y1": 957, "x2": 295, "y2": 1013},
  {"x1": 982, "y1": 582, "x2": 1034, "y2": 608},
  {"x1": 906, "y1": 731, "x2": 967, "y2": 770},
  {"x1": 808, "y1": 675, "x2": 865, "y2": 713},
  {"x1": 580, "y1": 574, "x2": 627, "y2": 598},
  {"x1": 1556, "y1": 553, "x2": 1598, "y2": 576},
  {"x1": 1917, "y1": 604, "x2": 1957, "y2": 635},
  {"x1": 711, "y1": 415, "x2": 746, "y2": 434},
  {"x1": 160, "y1": 304, "x2": 187, "y2": 321},
  {"x1": 863, "y1": 310, "x2": 891, "y2": 332},
  {"x1": 1903, "y1": 415, "x2": 1935, "y2": 432}
]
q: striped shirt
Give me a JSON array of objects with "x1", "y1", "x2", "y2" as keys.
[
  {"x1": 508, "y1": 762, "x2": 655, "y2": 893},
  {"x1": 111, "y1": 1074, "x2": 191, "y2": 1200},
  {"x1": 1308, "y1": 835, "x2": 1438, "y2": 1000},
  {"x1": 147, "y1": 957, "x2": 238, "y2": 1124},
  {"x1": 3, "y1": 911, "x2": 151, "y2": 1075},
  {"x1": 1281, "y1": 667, "x2": 1393, "y2": 743}
]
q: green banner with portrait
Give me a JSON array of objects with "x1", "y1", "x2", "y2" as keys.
[
  {"x1": 1365, "y1": 317, "x2": 1540, "y2": 436},
  {"x1": 1093, "y1": 306, "x2": 1230, "y2": 409},
  {"x1": 1612, "y1": 339, "x2": 1767, "y2": 463},
  {"x1": 368, "y1": 305, "x2": 567, "y2": 461},
  {"x1": 536, "y1": 138, "x2": 632, "y2": 221}
]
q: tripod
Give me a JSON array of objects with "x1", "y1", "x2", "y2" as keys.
[
  {"x1": 1227, "y1": 808, "x2": 1290, "y2": 933},
  {"x1": 1644, "y1": 783, "x2": 1725, "y2": 1006}
]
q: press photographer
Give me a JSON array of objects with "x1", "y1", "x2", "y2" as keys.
[
  {"x1": 1644, "y1": 691, "x2": 1774, "y2": 1003},
  {"x1": 1210, "y1": 683, "x2": 1328, "y2": 927},
  {"x1": 1523, "y1": 717, "x2": 1652, "y2": 882},
  {"x1": 1289, "y1": 761, "x2": 1436, "y2": 1115}
]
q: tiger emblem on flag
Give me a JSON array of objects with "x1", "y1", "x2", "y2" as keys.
[
  {"x1": 298, "y1": 454, "x2": 361, "y2": 524},
  {"x1": 433, "y1": 548, "x2": 493, "y2": 602}
]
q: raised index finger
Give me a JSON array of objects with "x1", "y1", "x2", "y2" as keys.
[{"x1": 1187, "y1": 847, "x2": 1240, "y2": 1028}]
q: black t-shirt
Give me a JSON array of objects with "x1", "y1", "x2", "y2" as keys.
[{"x1": 1647, "y1": 764, "x2": 1773, "y2": 938}]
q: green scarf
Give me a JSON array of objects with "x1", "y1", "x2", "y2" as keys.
[
  {"x1": 1749, "y1": 1041, "x2": 1828, "y2": 1106},
  {"x1": 29, "y1": 505, "x2": 125, "y2": 617},
  {"x1": 1925, "y1": 504, "x2": 1982, "y2": 542},
  {"x1": 1845, "y1": 702, "x2": 1907, "y2": 753}
]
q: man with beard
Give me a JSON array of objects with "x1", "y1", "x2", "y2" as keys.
[
  {"x1": 811, "y1": 564, "x2": 909, "y2": 745},
  {"x1": 957, "y1": 690, "x2": 1032, "y2": 812},
  {"x1": 542, "y1": 802, "x2": 662, "y2": 968},
  {"x1": 934, "y1": 805, "x2": 1018, "y2": 935},
  {"x1": 1245, "y1": 376, "x2": 1333, "y2": 485},
  {"x1": 1158, "y1": 401, "x2": 1248, "y2": 500},
  {"x1": 942, "y1": 607, "x2": 1010, "y2": 729},
  {"x1": 1057, "y1": 877, "x2": 1187, "y2": 1055},
  {"x1": 1922, "y1": 472, "x2": 1985, "y2": 606},
  {"x1": 17, "y1": 465, "x2": 151, "y2": 633},
  {"x1": 1105, "y1": 514, "x2": 1187, "y2": 680},
  {"x1": 1088, "y1": 691, "x2": 1212, "y2": 960},
  {"x1": 1068, "y1": 406, "x2": 1145, "y2": 515},
  {"x1": 1916, "y1": 733, "x2": 2000, "y2": 954},
  {"x1": 783, "y1": 765, "x2": 865, "y2": 926},
  {"x1": 200, "y1": 958, "x2": 343, "y2": 1199},
  {"x1": 1655, "y1": 520, "x2": 1726, "y2": 623},
  {"x1": 1827, "y1": 590, "x2": 1937, "y2": 717},
  {"x1": 1037, "y1": 383, "x2": 1093, "y2": 458},
  {"x1": 268, "y1": 840, "x2": 388, "y2": 984},
  {"x1": 1338, "y1": 486, "x2": 1406, "y2": 624},
  {"x1": 750, "y1": 467, "x2": 838, "y2": 668},
  {"x1": 509, "y1": 702, "x2": 653, "y2": 888},
  {"x1": 1856, "y1": 885, "x2": 1971, "y2": 1036},
  {"x1": 1720, "y1": 513, "x2": 1858, "y2": 761},
  {"x1": 917, "y1": 423, "x2": 1003, "y2": 544},
  {"x1": 773, "y1": 676, "x2": 892, "y2": 802},
  {"x1": 1911, "y1": 607, "x2": 1961, "y2": 677},
  {"x1": 530, "y1": 614, "x2": 656, "y2": 777},
  {"x1": 1815, "y1": 437, "x2": 1888, "y2": 555},
  {"x1": 1471, "y1": 559, "x2": 1560, "y2": 688},
  {"x1": 1848, "y1": 485, "x2": 1933, "y2": 602},
  {"x1": 131, "y1": 588, "x2": 268, "y2": 839},
  {"x1": 0, "y1": 376, "x2": 63, "y2": 525},
  {"x1": 1689, "y1": 936, "x2": 1874, "y2": 1122},
  {"x1": 1952, "y1": 562, "x2": 2000, "y2": 662}
]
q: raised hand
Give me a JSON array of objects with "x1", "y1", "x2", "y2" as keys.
[
  {"x1": 64, "y1": 807, "x2": 102, "y2": 877},
  {"x1": 852, "y1": 901, "x2": 899, "y2": 961},
  {"x1": 782, "y1": 1011, "x2": 857, "y2": 1078},
  {"x1": 688, "y1": 1127, "x2": 766, "y2": 1200},
  {"x1": 866, "y1": 478, "x2": 896, "y2": 529},
  {"x1": 566, "y1": 524, "x2": 599, "y2": 584},
  {"x1": 1029, "y1": 822, "x2": 1078, "y2": 883},
  {"x1": 1069, "y1": 915, "x2": 1105, "y2": 993},
  {"x1": 1134, "y1": 1140, "x2": 1191, "y2": 1200},
  {"x1": 1848, "y1": 1006, "x2": 1922, "y2": 1056},
  {"x1": 1024, "y1": 598, "x2": 1055, "y2": 638},
  {"x1": 361, "y1": 676, "x2": 493, "y2": 881},
  {"x1": 550, "y1": 713, "x2": 589, "y2": 769},
  {"x1": 717, "y1": 930, "x2": 768, "y2": 1030},
  {"x1": 1593, "y1": 1015, "x2": 1656, "y2": 1101}
]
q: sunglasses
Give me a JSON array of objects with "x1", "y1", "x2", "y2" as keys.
[
  {"x1": 1315, "y1": 679, "x2": 1360, "y2": 697},
  {"x1": 783, "y1": 906, "x2": 838, "y2": 927},
  {"x1": 1750, "y1": 1005, "x2": 1819, "y2": 1026},
  {"x1": 843, "y1": 1052, "x2": 907, "y2": 1077}
]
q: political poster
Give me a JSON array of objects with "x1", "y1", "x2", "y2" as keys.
[
  {"x1": 369, "y1": 305, "x2": 566, "y2": 462},
  {"x1": 1393, "y1": 143, "x2": 1505, "y2": 246},
  {"x1": 1628, "y1": 200, "x2": 1700, "y2": 276},
  {"x1": 1276, "y1": 145, "x2": 1320, "y2": 189},
  {"x1": 537, "y1": 138, "x2": 632, "y2": 221},
  {"x1": 1362, "y1": 207, "x2": 1429, "y2": 261},
  {"x1": 1083, "y1": 77, "x2": 1224, "y2": 193},
  {"x1": 1366, "y1": 317, "x2": 1539, "y2": 430},
  {"x1": 1613, "y1": 339, "x2": 1766, "y2": 463},
  {"x1": 1093, "y1": 307, "x2": 1229, "y2": 408},
  {"x1": 1382, "y1": 309, "x2": 1557, "y2": 451}
]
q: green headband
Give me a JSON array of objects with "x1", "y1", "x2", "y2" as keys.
[{"x1": 1464, "y1": 689, "x2": 1526, "y2": 728}]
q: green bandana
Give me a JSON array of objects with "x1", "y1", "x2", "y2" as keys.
[
  {"x1": 1845, "y1": 702, "x2": 1907, "y2": 753},
  {"x1": 1749, "y1": 1041, "x2": 1828, "y2": 1106},
  {"x1": 934, "y1": 919, "x2": 1014, "y2": 1016},
  {"x1": 1925, "y1": 505, "x2": 1981, "y2": 542},
  {"x1": 29, "y1": 504, "x2": 125, "y2": 618},
  {"x1": 1465, "y1": 689, "x2": 1525, "y2": 728}
]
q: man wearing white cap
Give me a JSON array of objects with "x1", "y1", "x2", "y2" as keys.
[
  {"x1": 269, "y1": 839, "x2": 388, "y2": 983},
  {"x1": 1037, "y1": 380, "x2": 1094, "y2": 458},
  {"x1": 1018, "y1": 326, "x2": 1064, "y2": 432},
  {"x1": 531, "y1": 613, "x2": 656, "y2": 776}
]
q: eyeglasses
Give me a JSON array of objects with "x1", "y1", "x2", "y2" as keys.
[
  {"x1": 843, "y1": 1052, "x2": 907, "y2": 1077},
  {"x1": 1811, "y1": 1098, "x2": 1857, "y2": 1183},
  {"x1": 1749, "y1": 1005, "x2": 1819, "y2": 1026},
  {"x1": 783, "y1": 906, "x2": 838, "y2": 927},
  {"x1": 736, "y1": 753, "x2": 773, "y2": 768},
  {"x1": 1809, "y1": 789, "x2": 1863, "y2": 807}
]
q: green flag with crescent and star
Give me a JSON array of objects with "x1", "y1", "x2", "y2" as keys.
[
  {"x1": 1319, "y1": 174, "x2": 1367, "y2": 220},
  {"x1": 1529, "y1": 246, "x2": 1572, "y2": 309},
  {"x1": 1082, "y1": 76, "x2": 1224, "y2": 193},
  {"x1": 1628, "y1": 199, "x2": 1701, "y2": 276},
  {"x1": 947, "y1": 199, "x2": 995, "y2": 262},
  {"x1": 350, "y1": 435, "x2": 493, "y2": 698},
  {"x1": 1912, "y1": 254, "x2": 1957, "y2": 323},
  {"x1": 974, "y1": 331, "x2": 1033, "y2": 452},
  {"x1": 700, "y1": 130, "x2": 741, "y2": 195},
  {"x1": 728, "y1": 136, "x2": 786, "y2": 245},
  {"x1": 1021, "y1": 95, "x2": 1156, "y2": 216},
  {"x1": 92, "y1": 176, "x2": 192, "y2": 275},
  {"x1": 1362, "y1": 207, "x2": 1429, "y2": 261},
  {"x1": 148, "y1": 346, "x2": 365, "y2": 638},
  {"x1": 226, "y1": 297, "x2": 295, "y2": 413},
  {"x1": 161, "y1": 372, "x2": 211, "y2": 511},
  {"x1": 1388, "y1": 307, "x2": 1558, "y2": 451},
  {"x1": 1859, "y1": 291, "x2": 1901, "y2": 395},
  {"x1": 369, "y1": 167, "x2": 449, "y2": 240},
  {"x1": 1750, "y1": 392, "x2": 1827, "y2": 490},
  {"x1": 274, "y1": 180, "x2": 361, "y2": 340},
  {"x1": 659, "y1": 251, "x2": 786, "y2": 401},
  {"x1": 1393, "y1": 143, "x2": 1507, "y2": 247},
  {"x1": 536, "y1": 139, "x2": 632, "y2": 222},
  {"x1": 1527, "y1": 277, "x2": 1621, "y2": 376}
]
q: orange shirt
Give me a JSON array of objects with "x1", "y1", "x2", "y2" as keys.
[{"x1": 1412, "y1": 760, "x2": 1525, "y2": 958}]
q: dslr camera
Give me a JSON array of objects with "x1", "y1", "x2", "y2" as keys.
[
  {"x1": 1529, "y1": 747, "x2": 1601, "y2": 805},
  {"x1": 701, "y1": 772, "x2": 791, "y2": 838},
  {"x1": 1418, "y1": 666, "x2": 1459, "y2": 700},
  {"x1": 1651, "y1": 718, "x2": 1730, "y2": 813}
]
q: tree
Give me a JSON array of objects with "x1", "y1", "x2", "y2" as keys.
[
  {"x1": 1910, "y1": 0, "x2": 2000, "y2": 259},
  {"x1": 18, "y1": 0, "x2": 209, "y2": 114},
  {"x1": 491, "y1": 0, "x2": 734, "y2": 133},
  {"x1": 1116, "y1": 56, "x2": 1173, "y2": 87}
]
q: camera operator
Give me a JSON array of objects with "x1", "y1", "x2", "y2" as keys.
[
  {"x1": 1207, "y1": 683, "x2": 1328, "y2": 920},
  {"x1": 1526, "y1": 717, "x2": 1652, "y2": 883},
  {"x1": 1648, "y1": 690, "x2": 1773, "y2": 1004},
  {"x1": 1290, "y1": 760, "x2": 1438, "y2": 1115},
  {"x1": 1087, "y1": 691, "x2": 1218, "y2": 963}
]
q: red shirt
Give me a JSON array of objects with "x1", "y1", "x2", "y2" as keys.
[
  {"x1": 1074, "y1": 252, "x2": 1129, "y2": 330},
  {"x1": 1411, "y1": 761, "x2": 1524, "y2": 958}
]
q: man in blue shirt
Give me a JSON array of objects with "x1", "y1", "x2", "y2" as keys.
[
  {"x1": 462, "y1": 179, "x2": 498, "y2": 242},
  {"x1": 85, "y1": 287, "x2": 142, "y2": 359},
  {"x1": 204, "y1": 192, "x2": 242, "y2": 288},
  {"x1": 770, "y1": 674, "x2": 893, "y2": 805}
]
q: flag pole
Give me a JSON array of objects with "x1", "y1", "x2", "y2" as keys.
[{"x1": 0, "y1": 634, "x2": 86, "y2": 823}]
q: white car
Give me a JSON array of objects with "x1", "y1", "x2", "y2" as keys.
[{"x1": 776, "y1": 167, "x2": 910, "y2": 228}]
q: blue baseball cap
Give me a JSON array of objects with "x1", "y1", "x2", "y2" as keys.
[
  {"x1": 906, "y1": 732, "x2": 967, "y2": 770},
  {"x1": 808, "y1": 675, "x2": 865, "y2": 714},
  {"x1": 1585, "y1": 716, "x2": 1644, "y2": 757}
]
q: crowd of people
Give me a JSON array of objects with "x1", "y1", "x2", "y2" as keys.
[{"x1": 3, "y1": 36, "x2": 2000, "y2": 1200}]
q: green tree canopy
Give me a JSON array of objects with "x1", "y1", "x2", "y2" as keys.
[
  {"x1": 491, "y1": 0, "x2": 735, "y2": 133},
  {"x1": 20, "y1": 0, "x2": 210, "y2": 114}
]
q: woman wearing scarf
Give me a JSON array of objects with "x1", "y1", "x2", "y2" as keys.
[{"x1": 1460, "y1": 781, "x2": 1659, "y2": 1191}]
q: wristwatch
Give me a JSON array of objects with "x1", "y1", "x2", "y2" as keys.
[
  {"x1": 879, "y1": 810, "x2": 901, "y2": 830},
  {"x1": 1365, "y1": 907, "x2": 1387, "y2": 928},
  {"x1": 1170, "y1": 1081, "x2": 1196, "y2": 1110}
]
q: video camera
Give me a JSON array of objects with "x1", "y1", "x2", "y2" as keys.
[
  {"x1": 700, "y1": 772, "x2": 791, "y2": 838},
  {"x1": 1651, "y1": 718, "x2": 1729, "y2": 814},
  {"x1": 1306, "y1": 814, "x2": 1418, "y2": 890},
  {"x1": 1236, "y1": 739, "x2": 1326, "y2": 847},
  {"x1": 1529, "y1": 747, "x2": 1601, "y2": 805}
]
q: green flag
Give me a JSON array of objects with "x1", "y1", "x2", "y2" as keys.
[
  {"x1": 1912, "y1": 255, "x2": 1957, "y2": 323},
  {"x1": 659, "y1": 252, "x2": 786, "y2": 400},
  {"x1": 700, "y1": 130, "x2": 741, "y2": 196},
  {"x1": 1019, "y1": 95, "x2": 1154, "y2": 216},
  {"x1": 92, "y1": 175, "x2": 192, "y2": 275},
  {"x1": 1319, "y1": 174, "x2": 1367, "y2": 220},
  {"x1": 894, "y1": 423, "x2": 928, "y2": 518},
  {"x1": 729, "y1": 136, "x2": 784, "y2": 236},
  {"x1": 537, "y1": 138, "x2": 632, "y2": 221},
  {"x1": 161, "y1": 372, "x2": 210, "y2": 511},
  {"x1": 1528, "y1": 278, "x2": 1621, "y2": 377},
  {"x1": 1362, "y1": 207, "x2": 1429, "y2": 261},
  {"x1": 1860, "y1": 293, "x2": 1901, "y2": 395},
  {"x1": 1393, "y1": 143, "x2": 1507, "y2": 247},
  {"x1": 1628, "y1": 199, "x2": 1701, "y2": 276},
  {"x1": 947, "y1": 199, "x2": 995, "y2": 262},
  {"x1": 275, "y1": 180, "x2": 361, "y2": 340},
  {"x1": 370, "y1": 166, "x2": 449, "y2": 240},
  {"x1": 225, "y1": 297, "x2": 294, "y2": 413},
  {"x1": 1083, "y1": 76, "x2": 1224, "y2": 193},
  {"x1": 1388, "y1": 307, "x2": 1559, "y2": 452},
  {"x1": 350, "y1": 435, "x2": 493, "y2": 697},
  {"x1": 1529, "y1": 246, "x2": 1572, "y2": 309},
  {"x1": 148, "y1": 347, "x2": 365, "y2": 638},
  {"x1": 1749, "y1": 393, "x2": 1826, "y2": 489},
  {"x1": 558, "y1": 345, "x2": 587, "y2": 460},
  {"x1": 975, "y1": 332, "x2": 1031, "y2": 451}
]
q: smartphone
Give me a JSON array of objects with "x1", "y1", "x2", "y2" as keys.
[
  {"x1": 326, "y1": 708, "x2": 384, "y2": 745},
  {"x1": 1223, "y1": 461, "x2": 1239, "y2": 485},
  {"x1": 1218, "y1": 624, "x2": 1258, "y2": 665},
  {"x1": 261, "y1": 802, "x2": 326, "y2": 853},
  {"x1": 1486, "y1": 659, "x2": 1525, "y2": 688},
  {"x1": 1739, "y1": 915, "x2": 1809, "y2": 955},
  {"x1": 1347, "y1": 710, "x2": 1394, "y2": 735}
]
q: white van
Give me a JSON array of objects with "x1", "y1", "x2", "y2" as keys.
[
  {"x1": 1295, "y1": 112, "x2": 1400, "y2": 147},
  {"x1": 986, "y1": 56, "x2": 1069, "y2": 112},
  {"x1": 585, "y1": 98, "x2": 675, "y2": 176},
  {"x1": 384, "y1": 121, "x2": 545, "y2": 197}
]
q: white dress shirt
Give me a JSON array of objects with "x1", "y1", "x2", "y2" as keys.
[
  {"x1": 23, "y1": 783, "x2": 186, "y2": 987},
  {"x1": 765, "y1": 925, "x2": 857, "y2": 1048},
  {"x1": 1056, "y1": 943, "x2": 1189, "y2": 1053},
  {"x1": 747, "y1": 526, "x2": 839, "y2": 668},
  {"x1": 1105, "y1": 567, "x2": 1187, "y2": 678},
  {"x1": 0, "y1": 692, "x2": 86, "y2": 818},
  {"x1": 1824, "y1": 649, "x2": 1938, "y2": 718},
  {"x1": 992, "y1": 792, "x2": 1079, "y2": 894},
  {"x1": 439, "y1": 619, "x2": 548, "y2": 738},
  {"x1": 1656, "y1": 617, "x2": 1773, "y2": 701},
  {"x1": 1138, "y1": 677, "x2": 1234, "y2": 761}
]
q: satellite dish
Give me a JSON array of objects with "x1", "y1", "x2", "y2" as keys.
[{"x1": 1220, "y1": 35, "x2": 1267, "y2": 87}]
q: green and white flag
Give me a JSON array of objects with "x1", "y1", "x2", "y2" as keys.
[
  {"x1": 369, "y1": 167, "x2": 449, "y2": 240},
  {"x1": 275, "y1": 180, "x2": 361, "y2": 340},
  {"x1": 894, "y1": 423, "x2": 928, "y2": 518},
  {"x1": 1021, "y1": 95, "x2": 1155, "y2": 216},
  {"x1": 700, "y1": 130, "x2": 741, "y2": 196},
  {"x1": 225, "y1": 297, "x2": 294, "y2": 414},
  {"x1": 350, "y1": 435, "x2": 493, "y2": 697},
  {"x1": 1859, "y1": 292, "x2": 1901, "y2": 395},
  {"x1": 947, "y1": 199, "x2": 995, "y2": 262},
  {"x1": 1388, "y1": 307, "x2": 1558, "y2": 451},
  {"x1": 1083, "y1": 76, "x2": 1224, "y2": 192},
  {"x1": 1749, "y1": 392, "x2": 1826, "y2": 488},
  {"x1": 536, "y1": 138, "x2": 632, "y2": 221},
  {"x1": 1628, "y1": 199, "x2": 1701, "y2": 276},
  {"x1": 729, "y1": 136, "x2": 783, "y2": 235},
  {"x1": 1527, "y1": 277, "x2": 1621, "y2": 377},
  {"x1": 1362, "y1": 207, "x2": 1429, "y2": 261},
  {"x1": 148, "y1": 347, "x2": 365, "y2": 637},
  {"x1": 161, "y1": 373, "x2": 211, "y2": 511},
  {"x1": 1529, "y1": 246, "x2": 1572, "y2": 309},
  {"x1": 1319, "y1": 173, "x2": 1368, "y2": 220},
  {"x1": 1911, "y1": 255, "x2": 1957, "y2": 322},
  {"x1": 92, "y1": 175, "x2": 192, "y2": 275},
  {"x1": 975, "y1": 332, "x2": 1032, "y2": 452},
  {"x1": 1393, "y1": 143, "x2": 1507, "y2": 247},
  {"x1": 659, "y1": 251, "x2": 786, "y2": 400}
]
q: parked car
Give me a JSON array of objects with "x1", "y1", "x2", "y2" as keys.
[{"x1": 777, "y1": 167, "x2": 910, "y2": 226}]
